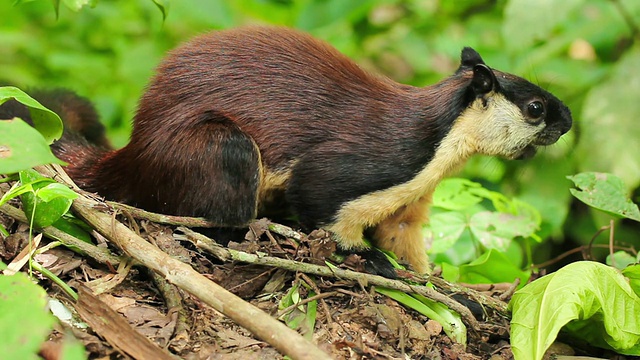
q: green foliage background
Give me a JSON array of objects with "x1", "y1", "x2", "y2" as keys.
[{"x1": 2, "y1": 0, "x2": 639, "y2": 264}]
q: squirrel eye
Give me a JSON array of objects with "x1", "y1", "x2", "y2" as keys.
[{"x1": 527, "y1": 100, "x2": 545, "y2": 119}]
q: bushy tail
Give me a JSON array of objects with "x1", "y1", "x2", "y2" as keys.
[
  {"x1": 0, "y1": 88, "x2": 111, "y2": 149},
  {"x1": 0, "y1": 88, "x2": 111, "y2": 190}
]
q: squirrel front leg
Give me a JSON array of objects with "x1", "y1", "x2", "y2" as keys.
[
  {"x1": 327, "y1": 195, "x2": 431, "y2": 274},
  {"x1": 371, "y1": 195, "x2": 431, "y2": 274}
]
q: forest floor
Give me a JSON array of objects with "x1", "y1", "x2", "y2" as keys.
[{"x1": 1, "y1": 199, "x2": 592, "y2": 360}]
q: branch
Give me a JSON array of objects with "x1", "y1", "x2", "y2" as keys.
[{"x1": 0, "y1": 202, "x2": 122, "y2": 266}]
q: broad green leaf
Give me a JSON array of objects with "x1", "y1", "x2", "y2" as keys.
[
  {"x1": 0, "y1": 119, "x2": 65, "y2": 174},
  {"x1": 456, "y1": 249, "x2": 530, "y2": 285},
  {"x1": 0, "y1": 272, "x2": 57, "y2": 360},
  {"x1": 576, "y1": 47, "x2": 640, "y2": 191},
  {"x1": 607, "y1": 251, "x2": 637, "y2": 270},
  {"x1": 469, "y1": 212, "x2": 537, "y2": 251},
  {"x1": 278, "y1": 284, "x2": 298, "y2": 310},
  {"x1": 622, "y1": 265, "x2": 640, "y2": 299},
  {"x1": 440, "y1": 262, "x2": 460, "y2": 282},
  {"x1": 502, "y1": 0, "x2": 585, "y2": 51},
  {"x1": 426, "y1": 211, "x2": 467, "y2": 254},
  {"x1": 432, "y1": 178, "x2": 484, "y2": 210},
  {"x1": 36, "y1": 183, "x2": 78, "y2": 202},
  {"x1": 300, "y1": 294, "x2": 317, "y2": 339},
  {"x1": 567, "y1": 172, "x2": 640, "y2": 222},
  {"x1": 376, "y1": 287, "x2": 466, "y2": 345},
  {"x1": 0, "y1": 87, "x2": 63, "y2": 144},
  {"x1": 510, "y1": 261, "x2": 640, "y2": 360},
  {"x1": 431, "y1": 229, "x2": 477, "y2": 266},
  {"x1": 51, "y1": 217, "x2": 93, "y2": 245},
  {"x1": 19, "y1": 170, "x2": 75, "y2": 228}
]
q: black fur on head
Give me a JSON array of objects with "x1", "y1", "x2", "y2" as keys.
[{"x1": 459, "y1": 47, "x2": 485, "y2": 68}]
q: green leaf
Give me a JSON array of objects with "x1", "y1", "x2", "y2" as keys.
[
  {"x1": 0, "y1": 87, "x2": 63, "y2": 144},
  {"x1": 567, "y1": 172, "x2": 640, "y2": 222},
  {"x1": 607, "y1": 251, "x2": 637, "y2": 270},
  {"x1": 622, "y1": 265, "x2": 640, "y2": 299},
  {"x1": 278, "y1": 284, "x2": 316, "y2": 338},
  {"x1": 432, "y1": 229, "x2": 477, "y2": 266},
  {"x1": 576, "y1": 47, "x2": 640, "y2": 191},
  {"x1": 426, "y1": 211, "x2": 467, "y2": 254},
  {"x1": 37, "y1": 183, "x2": 78, "y2": 202},
  {"x1": 516, "y1": 154, "x2": 573, "y2": 240},
  {"x1": 295, "y1": 0, "x2": 375, "y2": 30},
  {"x1": 440, "y1": 262, "x2": 460, "y2": 283},
  {"x1": 20, "y1": 170, "x2": 75, "y2": 228},
  {"x1": 457, "y1": 249, "x2": 530, "y2": 285},
  {"x1": 0, "y1": 272, "x2": 57, "y2": 360},
  {"x1": 300, "y1": 294, "x2": 317, "y2": 339},
  {"x1": 469, "y1": 212, "x2": 537, "y2": 251},
  {"x1": 510, "y1": 261, "x2": 640, "y2": 359},
  {"x1": 0, "y1": 181, "x2": 36, "y2": 207},
  {"x1": 0, "y1": 119, "x2": 65, "y2": 174},
  {"x1": 52, "y1": 217, "x2": 93, "y2": 245},
  {"x1": 432, "y1": 178, "x2": 485, "y2": 211},
  {"x1": 376, "y1": 287, "x2": 466, "y2": 344}
]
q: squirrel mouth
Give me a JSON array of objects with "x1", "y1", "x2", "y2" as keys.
[
  {"x1": 512, "y1": 145, "x2": 537, "y2": 160},
  {"x1": 533, "y1": 130, "x2": 564, "y2": 146},
  {"x1": 511, "y1": 129, "x2": 565, "y2": 160}
]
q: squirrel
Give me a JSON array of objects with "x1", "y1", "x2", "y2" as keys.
[{"x1": 1, "y1": 26, "x2": 572, "y2": 276}]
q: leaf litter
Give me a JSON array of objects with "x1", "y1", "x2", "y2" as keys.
[{"x1": 0, "y1": 209, "x2": 601, "y2": 360}]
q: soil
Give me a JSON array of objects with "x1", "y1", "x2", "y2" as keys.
[{"x1": 0, "y1": 206, "x2": 601, "y2": 360}]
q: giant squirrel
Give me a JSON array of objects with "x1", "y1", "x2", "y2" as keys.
[{"x1": 2, "y1": 26, "x2": 572, "y2": 276}]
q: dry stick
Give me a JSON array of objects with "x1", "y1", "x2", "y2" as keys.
[
  {"x1": 0, "y1": 202, "x2": 122, "y2": 266},
  {"x1": 109, "y1": 202, "x2": 219, "y2": 228},
  {"x1": 532, "y1": 244, "x2": 634, "y2": 270},
  {"x1": 148, "y1": 270, "x2": 191, "y2": 353},
  {"x1": 178, "y1": 226, "x2": 485, "y2": 331},
  {"x1": 37, "y1": 165, "x2": 331, "y2": 360},
  {"x1": 608, "y1": 219, "x2": 616, "y2": 269}
]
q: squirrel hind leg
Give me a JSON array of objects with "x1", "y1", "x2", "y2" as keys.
[{"x1": 173, "y1": 111, "x2": 262, "y2": 225}]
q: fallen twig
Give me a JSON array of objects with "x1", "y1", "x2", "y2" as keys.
[{"x1": 0, "y1": 202, "x2": 122, "y2": 266}]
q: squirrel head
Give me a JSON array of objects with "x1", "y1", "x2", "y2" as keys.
[{"x1": 449, "y1": 47, "x2": 572, "y2": 160}]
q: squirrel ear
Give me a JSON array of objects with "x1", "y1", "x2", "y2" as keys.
[
  {"x1": 460, "y1": 47, "x2": 485, "y2": 68},
  {"x1": 470, "y1": 64, "x2": 496, "y2": 95}
]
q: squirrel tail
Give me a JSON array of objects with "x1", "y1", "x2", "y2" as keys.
[
  {"x1": 1, "y1": 88, "x2": 110, "y2": 190},
  {"x1": 1, "y1": 88, "x2": 110, "y2": 149}
]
